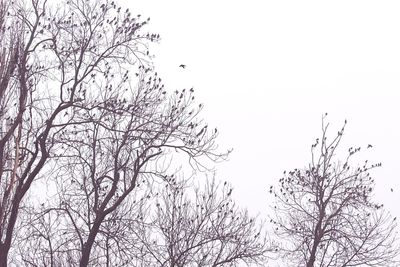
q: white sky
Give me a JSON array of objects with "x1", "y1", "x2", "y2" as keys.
[{"x1": 122, "y1": 0, "x2": 400, "y2": 231}]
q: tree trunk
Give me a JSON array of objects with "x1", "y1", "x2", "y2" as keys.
[
  {"x1": 306, "y1": 221, "x2": 323, "y2": 267},
  {"x1": 79, "y1": 217, "x2": 103, "y2": 267},
  {"x1": 0, "y1": 244, "x2": 9, "y2": 267},
  {"x1": 306, "y1": 255, "x2": 316, "y2": 267},
  {"x1": 306, "y1": 239, "x2": 320, "y2": 267}
]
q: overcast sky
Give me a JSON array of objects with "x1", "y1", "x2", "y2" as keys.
[{"x1": 121, "y1": 0, "x2": 400, "y2": 226}]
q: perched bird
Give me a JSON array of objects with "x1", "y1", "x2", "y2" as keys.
[
  {"x1": 367, "y1": 144, "x2": 373, "y2": 148},
  {"x1": 227, "y1": 189, "x2": 233, "y2": 196},
  {"x1": 196, "y1": 128, "x2": 204, "y2": 137},
  {"x1": 179, "y1": 64, "x2": 186, "y2": 69}
]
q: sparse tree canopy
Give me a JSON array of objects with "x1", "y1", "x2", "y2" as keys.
[
  {"x1": 134, "y1": 177, "x2": 273, "y2": 267},
  {"x1": 0, "y1": 0, "x2": 227, "y2": 265},
  {"x1": 270, "y1": 117, "x2": 399, "y2": 267}
]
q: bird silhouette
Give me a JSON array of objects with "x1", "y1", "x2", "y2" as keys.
[
  {"x1": 391, "y1": 188, "x2": 394, "y2": 192},
  {"x1": 196, "y1": 128, "x2": 204, "y2": 137},
  {"x1": 367, "y1": 144, "x2": 373, "y2": 148},
  {"x1": 179, "y1": 64, "x2": 186, "y2": 69},
  {"x1": 227, "y1": 189, "x2": 233, "y2": 196}
]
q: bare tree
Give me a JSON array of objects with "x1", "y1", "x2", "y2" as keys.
[
  {"x1": 0, "y1": 0, "x2": 27, "y2": 264},
  {"x1": 1, "y1": 0, "x2": 226, "y2": 265},
  {"x1": 270, "y1": 116, "x2": 399, "y2": 267},
  {"x1": 0, "y1": 0, "x2": 171, "y2": 264},
  {"x1": 16, "y1": 67, "x2": 223, "y2": 266},
  {"x1": 133, "y1": 177, "x2": 273, "y2": 267}
]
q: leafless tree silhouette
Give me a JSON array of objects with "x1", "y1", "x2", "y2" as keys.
[
  {"x1": 0, "y1": 0, "x2": 29, "y2": 264},
  {"x1": 133, "y1": 177, "x2": 273, "y2": 267},
  {"x1": 0, "y1": 0, "x2": 225, "y2": 265},
  {"x1": 270, "y1": 116, "x2": 399, "y2": 267},
  {"x1": 15, "y1": 67, "x2": 223, "y2": 266}
]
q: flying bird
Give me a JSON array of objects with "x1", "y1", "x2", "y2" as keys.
[
  {"x1": 367, "y1": 144, "x2": 373, "y2": 148},
  {"x1": 391, "y1": 188, "x2": 394, "y2": 192},
  {"x1": 179, "y1": 64, "x2": 186, "y2": 69}
]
